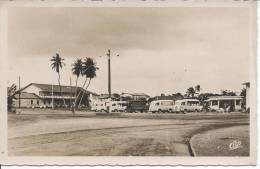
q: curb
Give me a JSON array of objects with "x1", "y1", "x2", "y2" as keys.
[{"x1": 188, "y1": 134, "x2": 199, "y2": 157}]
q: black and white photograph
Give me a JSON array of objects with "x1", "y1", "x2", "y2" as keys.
[{"x1": 0, "y1": 0, "x2": 257, "y2": 166}]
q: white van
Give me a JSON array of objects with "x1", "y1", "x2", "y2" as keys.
[
  {"x1": 91, "y1": 102, "x2": 106, "y2": 112},
  {"x1": 149, "y1": 100, "x2": 175, "y2": 113},
  {"x1": 174, "y1": 99, "x2": 202, "y2": 113},
  {"x1": 110, "y1": 101, "x2": 128, "y2": 112}
]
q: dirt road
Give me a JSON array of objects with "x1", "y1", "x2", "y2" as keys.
[{"x1": 8, "y1": 112, "x2": 249, "y2": 156}]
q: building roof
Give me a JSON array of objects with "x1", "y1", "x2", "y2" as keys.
[
  {"x1": 20, "y1": 83, "x2": 97, "y2": 95},
  {"x1": 242, "y1": 82, "x2": 250, "y2": 87},
  {"x1": 14, "y1": 92, "x2": 40, "y2": 99},
  {"x1": 176, "y1": 98, "x2": 200, "y2": 102},
  {"x1": 206, "y1": 96, "x2": 243, "y2": 101}
]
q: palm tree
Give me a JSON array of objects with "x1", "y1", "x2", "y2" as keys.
[
  {"x1": 72, "y1": 59, "x2": 83, "y2": 87},
  {"x1": 186, "y1": 87, "x2": 195, "y2": 98},
  {"x1": 77, "y1": 57, "x2": 98, "y2": 108},
  {"x1": 50, "y1": 53, "x2": 65, "y2": 107},
  {"x1": 71, "y1": 59, "x2": 83, "y2": 112}
]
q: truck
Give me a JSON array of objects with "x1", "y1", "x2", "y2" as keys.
[{"x1": 126, "y1": 100, "x2": 149, "y2": 113}]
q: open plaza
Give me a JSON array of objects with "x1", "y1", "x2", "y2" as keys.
[{"x1": 8, "y1": 109, "x2": 249, "y2": 156}]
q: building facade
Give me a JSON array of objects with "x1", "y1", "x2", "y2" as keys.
[
  {"x1": 206, "y1": 96, "x2": 243, "y2": 112},
  {"x1": 242, "y1": 82, "x2": 250, "y2": 111},
  {"x1": 13, "y1": 83, "x2": 97, "y2": 108}
]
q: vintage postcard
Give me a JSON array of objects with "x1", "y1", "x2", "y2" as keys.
[{"x1": 0, "y1": 0, "x2": 257, "y2": 166}]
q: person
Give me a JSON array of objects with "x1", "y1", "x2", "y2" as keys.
[{"x1": 226, "y1": 105, "x2": 231, "y2": 112}]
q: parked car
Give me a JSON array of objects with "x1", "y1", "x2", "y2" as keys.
[
  {"x1": 149, "y1": 100, "x2": 175, "y2": 113},
  {"x1": 174, "y1": 99, "x2": 202, "y2": 113}
]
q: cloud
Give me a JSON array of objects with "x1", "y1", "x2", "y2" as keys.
[{"x1": 8, "y1": 7, "x2": 251, "y2": 95}]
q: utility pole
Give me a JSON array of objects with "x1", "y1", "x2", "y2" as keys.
[
  {"x1": 107, "y1": 49, "x2": 111, "y2": 98},
  {"x1": 70, "y1": 77, "x2": 72, "y2": 109},
  {"x1": 107, "y1": 49, "x2": 111, "y2": 113},
  {"x1": 18, "y1": 76, "x2": 21, "y2": 109}
]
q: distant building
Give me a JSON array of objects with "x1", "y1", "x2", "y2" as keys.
[
  {"x1": 120, "y1": 93, "x2": 150, "y2": 101},
  {"x1": 96, "y1": 94, "x2": 118, "y2": 102},
  {"x1": 13, "y1": 83, "x2": 97, "y2": 108},
  {"x1": 242, "y1": 82, "x2": 250, "y2": 111}
]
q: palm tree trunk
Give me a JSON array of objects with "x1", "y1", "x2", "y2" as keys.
[
  {"x1": 72, "y1": 77, "x2": 78, "y2": 113},
  {"x1": 58, "y1": 73, "x2": 66, "y2": 107},
  {"x1": 57, "y1": 73, "x2": 61, "y2": 108},
  {"x1": 78, "y1": 78, "x2": 91, "y2": 108},
  {"x1": 75, "y1": 78, "x2": 88, "y2": 108}
]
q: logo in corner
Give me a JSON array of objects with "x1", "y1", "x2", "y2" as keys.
[{"x1": 229, "y1": 140, "x2": 242, "y2": 151}]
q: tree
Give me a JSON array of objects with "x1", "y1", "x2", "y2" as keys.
[
  {"x1": 221, "y1": 90, "x2": 236, "y2": 96},
  {"x1": 7, "y1": 84, "x2": 17, "y2": 112},
  {"x1": 195, "y1": 85, "x2": 201, "y2": 94},
  {"x1": 240, "y1": 88, "x2": 246, "y2": 97},
  {"x1": 72, "y1": 59, "x2": 83, "y2": 88},
  {"x1": 172, "y1": 92, "x2": 184, "y2": 100},
  {"x1": 77, "y1": 57, "x2": 98, "y2": 108},
  {"x1": 198, "y1": 93, "x2": 219, "y2": 101},
  {"x1": 240, "y1": 88, "x2": 246, "y2": 109},
  {"x1": 50, "y1": 53, "x2": 65, "y2": 107},
  {"x1": 71, "y1": 58, "x2": 83, "y2": 112},
  {"x1": 186, "y1": 87, "x2": 195, "y2": 98}
]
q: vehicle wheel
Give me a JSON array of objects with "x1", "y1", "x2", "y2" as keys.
[
  {"x1": 158, "y1": 109, "x2": 162, "y2": 113},
  {"x1": 114, "y1": 109, "x2": 118, "y2": 112},
  {"x1": 195, "y1": 109, "x2": 198, "y2": 112},
  {"x1": 169, "y1": 109, "x2": 173, "y2": 113}
]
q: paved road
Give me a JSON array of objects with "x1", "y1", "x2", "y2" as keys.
[{"x1": 8, "y1": 112, "x2": 249, "y2": 156}]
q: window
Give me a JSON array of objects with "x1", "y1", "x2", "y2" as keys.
[
  {"x1": 31, "y1": 100, "x2": 33, "y2": 105},
  {"x1": 181, "y1": 102, "x2": 186, "y2": 106},
  {"x1": 236, "y1": 100, "x2": 241, "y2": 106},
  {"x1": 155, "y1": 102, "x2": 160, "y2": 106},
  {"x1": 212, "y1": 100, "x2": 218, "y2": 106},
  {"x1": 37, "y1": 100, "x2": 40, "y2": 105},
  {"x1": 161, "y1": 101, "x2": 173, "y2": 106}
]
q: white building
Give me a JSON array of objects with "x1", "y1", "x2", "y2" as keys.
[
  {"x1": 13, "y1": 83, "x2": 97, "y2": 108},
  {"x1": 206, "y1": 96, "x2": 243, "y2": 112}
]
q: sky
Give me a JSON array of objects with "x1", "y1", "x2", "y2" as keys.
[{"x1": 7, "y1": 7, "x2": 251, "y2": 96}]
